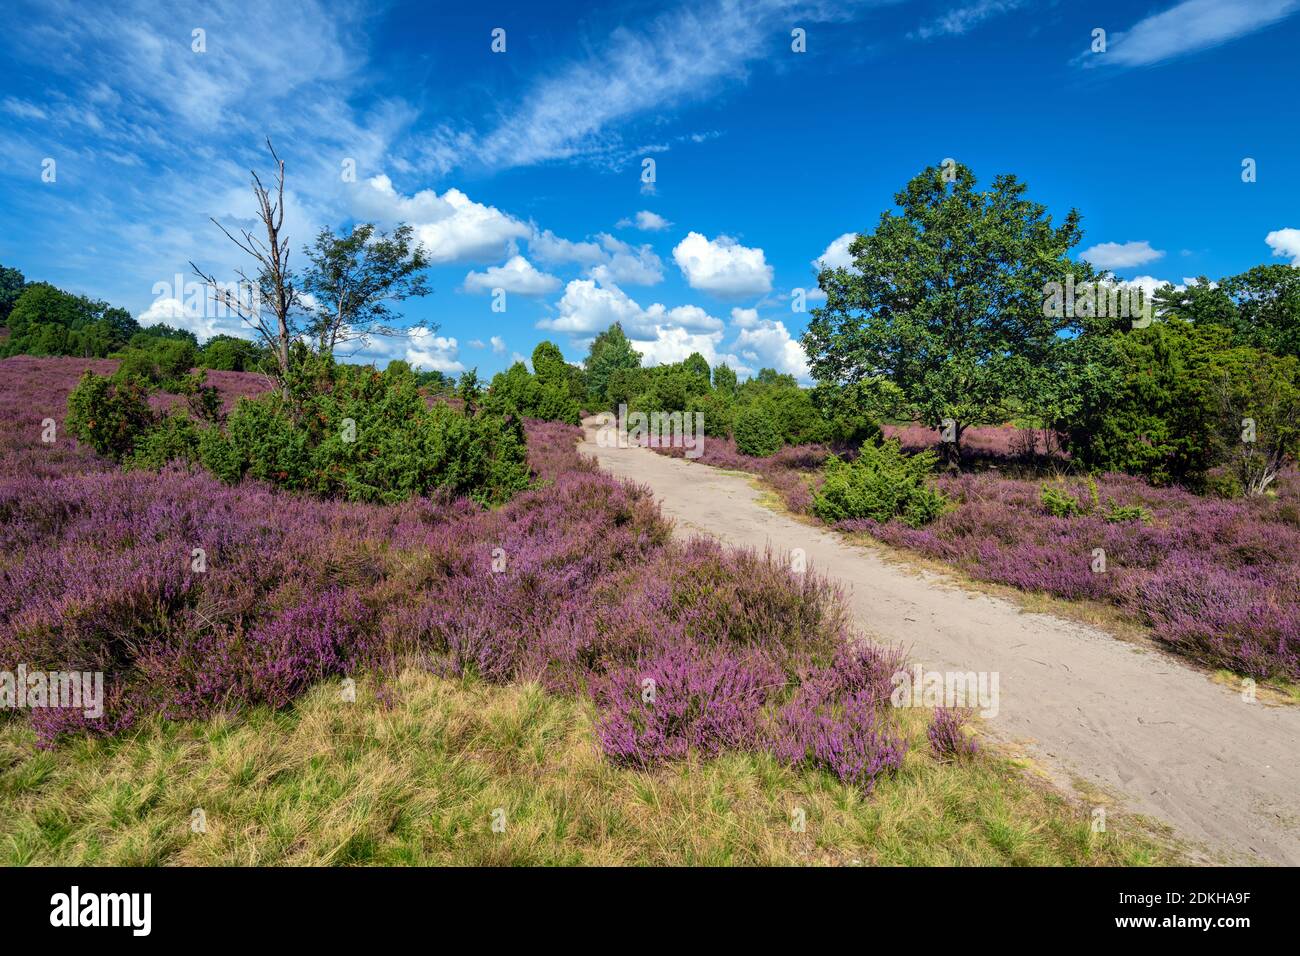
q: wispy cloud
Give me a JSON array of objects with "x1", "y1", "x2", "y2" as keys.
[
  {"x1": 1089, "y1": 0, "x2": 1300, "y2": 68},
  {"x1": 910, "y1": 0, "x2": 1027, "y2": 41},
  {"x1": 420, "y1": 0, "x2": 878, "y2": 175}
]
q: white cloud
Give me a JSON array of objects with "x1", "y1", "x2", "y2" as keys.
[
  {"x1": 1265, "y1": 227, "x2": 1300, "y2": 264},
  {"x1": 1123, "y1": 275, "x2": 1179, "y2": 299},
  {"x1": 589, "y1": 234, "x2": 664, "y2": 285},
  {"x1": 1079, "y1": 240, "x2": 1166, "y2": 269},
  {"x1": 490, "y1": 335, "x2": 507, "y2": 354},
  {"x1": 813, "y1": 232, "x2": 857, "y2": 271},
  {"x1": 1095, "y1": 0, "x2": 1300, "y2": 68},
  {"x1": 529, "y1": 229, "x2": 605, "y2": 267},
  {"x1": 732, "y1": 316, "x2": 810, "y2": 380},
  {"x1": 468, "y1": 339, "x2": 486, "y2": 349},
  {"x1": 617, "y1": 210, "x2": 673, "y2": 231},
  {"x1": 463, "y1": 255, "x2": 561, "y2": 295},
  {"x1": 542, "y1": 278, "x2": 722, "y2": 338},
  {"x1": 730, "y1": 307, "x2": 759, "y2": 328},
  {"x1": 137, "y1": 294, "x2": 247, "y2": 342},
  {"x1": 912, "y1": 0, "x2": 1027, "y2": 40},
  {"x1": 672, "y1": 231, "x2": 773, "y2": 298},
  {"x1": 355, "y1": 174, "x2": 530, "y2": 264},
  {"x1": 1, "y1": 97, "x2": 48, "y2": 121},
  {"x1": 418, "y1": 0, "x2": 876, "y2": 174},
  {"x1": 530, "y1": 229, "x2": 663, "y2": 285},
  {"x1": 404, "y1": 329, "x2": 465, "y2": 373}
]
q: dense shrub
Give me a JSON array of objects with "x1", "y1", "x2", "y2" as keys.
[
  {"x1": 125, "y1": 412, "x2": 202, "y2": 471},
  {"x1": 734, "y1": 404, "x2": 782, "y2": 457},
  {"x1": 1060, "y1": 322, "x2": 1283, "y2": 489},
  {"x1": 200, "y1": 360, "x2": 530, "y2": 505},
  {"x1": 813, "y1": 439, "x2": 948, "y2": 527},
  {"x1": 485, "y1": 360, "x2": 580, "y2": 425},
  {"x1": 65, "y1": 370, "x2": 155, "y2": 459}
]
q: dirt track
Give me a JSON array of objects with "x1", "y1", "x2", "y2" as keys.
[{"x1": 581, "y1": 417, "x2": 1300, "y2": 865}]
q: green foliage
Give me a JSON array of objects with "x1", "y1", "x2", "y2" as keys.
[
  {"x1": 198, "y1": 359, "x2": 530, "y2": 506},
  {"x1": 812, "y1": 439, "x2": 948, "y2": 527},
  {"x1": 0, "y1": 264, "x2": 24, "y2": 323},
  {"x1": 201, "y1": 335, "x2": 267, "y2": 372},
  {"x1": 125, "y1": 413, "x2": 202, "y2": 471},
  {"x1": 804, "y1": 163, "x2": 1091, "y2": 463},
  {"x1": 1208, "y1": 348, "x2": 1300, "y2": 496},
  {"x1": 1105, "y1": 504, "x2": 1152, "y2": 524},
  {"x1": 531, "y1": 341, "x2": 569, "y2": 389},
  {"x1": 1158, "y1": 266, "x2": 1300, "y2": 361},
  {"x1": 302, "y1": 222, "x2": 432, "y2": 355},
  {"x1": 583, "y1": 323, "x2": 642, "y2": 410},
  {"x1": 113, "y1": 339, "x2": 199, "y2": 390},
  {"x1": 484, "y1": 359, "x2": 580, "y2": 425},
  {"x1": 1, "y1": 282, "x2": 139, "y2": 358},
  {"x1": 65, "y1": 371, "x2": 156, "y2": 460},
  {"x1": 733, "y1": 404, "x2": 783, "y2": 457},
  {"x1": 1040, "y1": 484, "x2": 1083, "y2": 518},
  {"x1": 1061, "y1": 322, "x2": 1256, "y2": 487},
  {"x1": 712, "y1": 362, "x2": 738, "y2": 396},
  {"x1": 810, "y1": 381, "x2": 886, "y2": 448}
]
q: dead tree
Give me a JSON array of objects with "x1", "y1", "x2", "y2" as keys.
[{"x1": 191, "y1": 138, "x2": 300, "y2": 380}]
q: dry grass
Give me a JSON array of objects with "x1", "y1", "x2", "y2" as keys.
[{"x1": 0, "y1": 668, "x2": 1179, "y2": 866}]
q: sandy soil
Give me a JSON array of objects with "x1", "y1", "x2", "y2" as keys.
[{"x1": 580, "y1": 417, "x2": 1300, "y2": 865}]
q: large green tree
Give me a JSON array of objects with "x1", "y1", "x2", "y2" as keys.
[
  {"x1": 583, "y1": 322, "x2": 642, "y2": 410},
  {"x1": 803, "y1": 163, "x2": 1091, "y2": 464}
]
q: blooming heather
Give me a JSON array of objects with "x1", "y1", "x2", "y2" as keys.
[{"x1": 0, "y1": 357, "x2": 908, "y2": 793}]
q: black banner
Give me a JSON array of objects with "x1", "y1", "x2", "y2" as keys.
[{"x1": 0, "y1": 866, "x2": 1283, "y2": 942}]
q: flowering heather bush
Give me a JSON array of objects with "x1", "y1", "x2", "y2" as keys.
[
  {"x1": 0, "y1": 356, "x2": 909, "y2": 793},
  {"x1": 928, "y1": 708, "x2": 979, "y2": 760}
]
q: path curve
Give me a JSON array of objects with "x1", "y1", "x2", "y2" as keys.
[{"x1": 580, "y1": 417, "x2": 1300, "y2": 865}]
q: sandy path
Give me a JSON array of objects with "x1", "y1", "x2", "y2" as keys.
[{"x1": 580, "y1": 418, "x2": 1300, "y2": 865}]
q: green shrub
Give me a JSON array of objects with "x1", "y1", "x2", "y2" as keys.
[
  {"x1": 734, "y1": 404, "x2": 782, "y2": 457},
  {"x1": 65, "y1": 371, "x2": 156, "y2": 460},
  {"x1": 1040, "y1": 483, "x2": 1083, "y2": 518},
  {"x1": 812, "y1": 439, "x2": 948, "y2": 527},
  {"x1": 199, "y1": 360, "x2": 530, "y2": 506},
  {"x1": 1104, "y1": 503, "x2": 1153, "y2": 524},
  {"x1": 125, "y1": 412, "x2": 202, "y2": 471}
]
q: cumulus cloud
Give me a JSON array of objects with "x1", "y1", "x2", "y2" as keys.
[
  {"x1": 404, "y1": 329, "x2": 465, "y2": 373},
  {"x1": 672, "y1": 231, "x2": 773, "y2": 298},
  {"x1": 731, "y1": 315, "x2": 810, "y2": 380},
  {"x1": 137, "y1": 294, "x2": 245, "y2": 342},
  {"x1": 354, "y1": 174, "x2": 530, "y2": 264},
  {"x1": 1079, "y1": 240, "x2": 1166, "y2": 269},
  {"x1": 617, "y1": 210, "x2": 673, "y2": 231},
  {"x1": 530, "y1": 229, "x2": 663, "y2": 285},
  {"x1": 813, "y1": 232, "x2": 857, "y2": 271},
  {"x1": 541, "y1": 278, "x2": 721, "y2": 338},
  {"x1": 1265, "y1": 227, "x2": 1300, "y2": 264},
  {"x1": 463, "y1": 255, "x2": 561, "y2": 295},
  {"x1": 490, "y1": 335, "x2": 507, "y2": 354}
]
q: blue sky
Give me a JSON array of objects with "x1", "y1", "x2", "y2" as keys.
[{"x1": 1, "y1": 0, "x2": 1298, "y2": 380}]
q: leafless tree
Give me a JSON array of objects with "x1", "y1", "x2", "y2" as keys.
[{"x1": 191, "y1": 138, "x2": 300, "y2": 380}]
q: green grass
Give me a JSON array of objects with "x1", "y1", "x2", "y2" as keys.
[{"x1": 0, "y1": 668, "x2": 1179, "y2": 866}]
